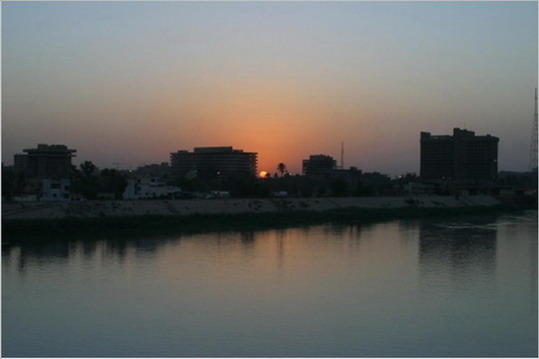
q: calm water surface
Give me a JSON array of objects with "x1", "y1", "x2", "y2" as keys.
[{"x1": 2, "y1": 211, "x2": 537, "y2": 357}]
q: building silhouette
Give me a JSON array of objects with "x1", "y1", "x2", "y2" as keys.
[
  {"x1": 15, "y1": 144, "x2": 77, "y2": 179},
  {"x1": 420, "y1": 128, "x2": 498, "y2": 181},
  {"x1": 302, "y1": 154, "x2": 337, "y2": 176},
  {"x1": 170, "y1": 146, "x2": 257, "y2": 179},
  {"x1": 13, "y1": 154, "x2": 28, "y2": 173},
  {"x1": 135, "y1": 162, "x2": 170, "y2": 178}
]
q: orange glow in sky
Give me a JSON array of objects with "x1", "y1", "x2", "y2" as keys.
[{"x1": 2, "y1": 2, "x2": 537, "y2": 174}]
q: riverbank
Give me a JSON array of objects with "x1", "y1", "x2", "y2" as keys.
[
  {"x1": 2, "y1": 195, "x2": 501, "y2": 220},
  {"x1": 2, "y1": 195, "x2": 523, "y2": 240}
]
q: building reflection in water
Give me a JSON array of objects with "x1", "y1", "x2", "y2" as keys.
[
  {"x1": 418, "y1": 217, "x2": 498, "y2": 291},
  {"x1": 3, "y1": 221, "x2": 372, "y2": 276},
  {"x1": 3, "y1": 216, "x2": 501, "y2": 284},
  {"x1": 3, "y1": 234, "x2": 181, "y2": 275}
]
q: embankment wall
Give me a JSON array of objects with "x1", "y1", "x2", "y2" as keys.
[{"x1": 2, "y1": 195, "x2": 501, "y2": 220}]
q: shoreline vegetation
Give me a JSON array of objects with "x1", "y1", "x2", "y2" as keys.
[{"x1": 2, "y1": 202, "x2": 527, "y2": 241}]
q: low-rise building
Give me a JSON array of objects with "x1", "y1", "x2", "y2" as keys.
[
  {"x1": 42, "y1": 178, "x2": 70, "y2": 201},
  {"x1": 123, "y1": 176, "x2": 181, "y2": 199},
  {"x1": 135, "y1": 162, "x2": 170, "y2": 178},
  {"x1": 12, "y1": 194, "x2": 38, "y2": 202},
  {"x1": 13, "y1": 154, "x2": 28, "y2": 174}
]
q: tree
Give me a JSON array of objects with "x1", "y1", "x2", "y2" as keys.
[
  {"x1": 99, "y1": 169, "x2": 128, "y2": 199},
  {"x1": 277, "y1": 163, "x2": 287, "y2": 177},
  {"x1": 2, "y1": 168, "x2": 15, "y2": 200},
  {"x1": 72, "y1": 161, "x2": 99, "y2": 199},
  {"x1": 330, "y1": 178, "x2": 348, "y2": 197},
  {"x1": 15, "y1": 171, "x2": 27, "y2": 194},
  {"x1": 80, "y1": 161, "x2": 97, "y2": 178}
]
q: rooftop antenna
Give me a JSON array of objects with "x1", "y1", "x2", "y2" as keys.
[
  {"x1": 529, "y1": 88, "x2": 538, "y2": 171},
  {"x1": 340, "y1": 141, "x2": 344, "y2": 169}
]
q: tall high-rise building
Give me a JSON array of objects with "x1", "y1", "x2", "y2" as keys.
[
  {"x1": 420, "y1": 128, "x2": 498, "y2": 181},
  {"x1": 302, "y1": 154, "x2": 337, "y2": 176},
  {"x1": 16, "y1": 144, "x2": 77, "y2": 179},
  {"x1": 170, "y1": 146, "x2": 257, "y2": 179}
]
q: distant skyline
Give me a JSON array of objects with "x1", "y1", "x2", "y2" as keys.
[{"x1": 2, "y1": 1, "x2": 537, "y2": 176}]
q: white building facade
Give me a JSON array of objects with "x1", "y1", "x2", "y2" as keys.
[
  {"x1": 42, "y1": 178, "x2": 71, "y2": 201},
  {"x1": 123, "y1": 176, "x2": 181, "y2": 199}
]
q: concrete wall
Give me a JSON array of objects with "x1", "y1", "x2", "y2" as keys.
[{"x1": 2, "y1": 195, "x2": 501, "y2": 220}]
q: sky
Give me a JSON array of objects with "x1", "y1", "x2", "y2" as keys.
[{"x1": 2, "y1": 1, "x2": 537, "y2": 176}]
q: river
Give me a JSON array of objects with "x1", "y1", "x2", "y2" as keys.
[{"x1": 2, "y1": 211, "x2": 537, "y2": 357}]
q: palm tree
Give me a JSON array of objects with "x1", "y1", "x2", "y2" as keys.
[{"x1": 277, "y1": 163, "x2": 287, "y2": 177}]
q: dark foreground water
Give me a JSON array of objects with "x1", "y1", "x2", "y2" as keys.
[{"x1": 2, "y1": 211, "x2": 537, "y2": 357}]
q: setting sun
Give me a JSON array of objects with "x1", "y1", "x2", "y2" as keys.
[{"x1": 259, "y1": 171, "x2": 268, "y2": 178}]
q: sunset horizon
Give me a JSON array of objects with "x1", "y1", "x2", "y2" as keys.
[
  {"x1": 2, "y1": 2, "x2": 537, "y2": 358},
  {"x1": 2, "y1": 1, "x2": 537, "y2": 176}
]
